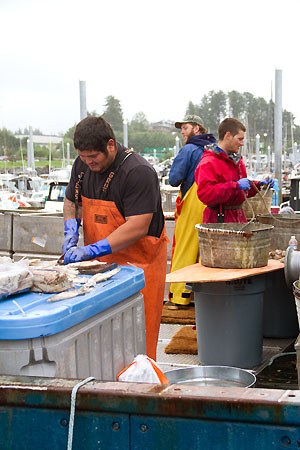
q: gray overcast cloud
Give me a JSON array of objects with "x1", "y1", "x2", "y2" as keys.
[{"x1": 0, "y1": 0, "x2": 299, "y2": 135}]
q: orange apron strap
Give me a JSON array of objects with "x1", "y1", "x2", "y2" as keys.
[{"x1": 81, "y1": 196, "x2": 167, "y2": 360}]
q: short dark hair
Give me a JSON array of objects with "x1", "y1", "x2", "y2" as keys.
[
  {"x1": 218, "y1": 118, "x2": 246, "y2": 140},
  {"x1": 74, "y1": 116, "x2": 116, "y2": 153}
]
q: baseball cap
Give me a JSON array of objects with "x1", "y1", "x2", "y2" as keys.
[{"x1": 175, "y1": 114, "x2": 204, "y2": 129}]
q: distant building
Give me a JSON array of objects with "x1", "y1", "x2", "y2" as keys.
[
  {"x1": 14, "y1": 134, "x2": 63, "y2": 146},
  {"x1": 148, "y1": 120, "x2": 176, "y2": 132}
]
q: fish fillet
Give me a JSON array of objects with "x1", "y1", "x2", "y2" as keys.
[
  {"x1": 46, "y1": 267, "x2": 121, "y2": 302},
  {"x1": 47, "y1": 285, "x2": 94, "y2": 302}
]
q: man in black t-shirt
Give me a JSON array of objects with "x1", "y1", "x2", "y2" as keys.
[
  {"x1": 65, "y1": 142, "x2": 164, "y2": 239},
  {"x1": 63, "y1": 116, "x2": 167, "y2": 360}
]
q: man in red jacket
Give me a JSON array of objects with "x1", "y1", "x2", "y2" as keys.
[{"x1": 195, "y1": 118, "x2": 274, "y2": 223}]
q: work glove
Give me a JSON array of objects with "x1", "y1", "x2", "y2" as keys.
[
  {"x1": 259, "y1": 177, "x2": 275, "y2": 188},
  {"x1": 62, "y1": 218, "x2": 81, "y2": 254},
  {"x1": 64, "y1": 238, "x2": 112, "y2": 265},
  {"x1": 237, "y1": 178, "x2": 251, "y2": 191}
]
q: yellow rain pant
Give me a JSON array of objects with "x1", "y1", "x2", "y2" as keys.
[{"x1": 168, "y1": 182, "x2": 206, "y2": 305}]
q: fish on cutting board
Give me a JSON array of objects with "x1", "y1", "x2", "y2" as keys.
[
  {"x1": 47, "y1": 285, "x2": 94, "y2": 302},
  {"x1": 85, "y1": 267, "x2": 121, "y2": 287},
  {"x1": 47, "y1": 267, "x2": 121, "y2": 302},
  {"x1": 30, "y1": 268, "x2": 74, "y2": 293},
  {"x1": 56, "y1": 257, "x2": 117, "y2": 273}
]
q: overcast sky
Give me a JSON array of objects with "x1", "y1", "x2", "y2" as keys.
[{"x1": 0, "y1": 0, "x2": 299, "y2": 135}]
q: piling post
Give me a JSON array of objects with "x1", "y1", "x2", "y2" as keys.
[
  {"x1": 67, "y1": 142, "x2": 70, "y2": 166},
  {"x1": 27, "y1": 139, "x2": 30, "y2": 169},
  {"x1": 267, "y1": 145, "x2": 271, "y2": 171},
  {"x1": 123, "y1": 119, "x2": 128, "y2": 147},
  {"x1": 174, "y1": 136, "x2": 180, "y2": 157},
  {"x1": 28, "y1": 126, "x2": 35, "y2": 171},
  {"x1": 293, "y1": 142, "x2": 298, "y2": 165},
  {"x1": 256, "y1": 134, "x2": 261, "y2": 172},
  {"x1": 79, "y1": 80, "x2": 87, "y2": 120},
  {"x1": 274, "y1": 68, "x2": 283, "y2": 204}
]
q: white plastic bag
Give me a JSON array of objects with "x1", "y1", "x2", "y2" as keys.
[
  {"x1": 0, "y1": 259, "x2": 33, "y2": 300},
  {"x1": 117, "y1": 354, "x2": 169, "y2": 384}
]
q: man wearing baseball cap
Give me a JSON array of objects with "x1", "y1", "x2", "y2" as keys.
[
  {"x1": 166, "y1": 114, "x2": 216, "y2": 310},
  {"x1": 174, "y1": 114, "x2": 205, "y2": 133}
]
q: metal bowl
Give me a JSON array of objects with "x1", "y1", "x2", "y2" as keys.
[{"x1": 164, "y1": 366, "x2": 256, "y2": 388}]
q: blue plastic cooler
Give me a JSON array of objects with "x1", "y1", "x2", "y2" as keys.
[{"x1": 0, "y1": 265, "x2": 146, "y2": 380}]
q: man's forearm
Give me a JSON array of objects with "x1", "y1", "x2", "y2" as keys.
[
  {"x1": 107, "y1": 214, "x2": 152, "y2": 253},
  {"x1": 63, "y1": 197, "x2": 82, "y2": 221},
  {"x1": 63, "y1": 198, "x2": 152, "y2": 254}
]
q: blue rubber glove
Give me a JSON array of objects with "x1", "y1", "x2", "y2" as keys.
[
  {"x1": 64, "y1": 238, "x2": 112, "y2": 265},
  {"x1": 237, "y1": 178, "x2": 251, "y2": 190},
  {"x1": 62, "y1": 218, "x2": 81, "y2": 254},
  {"x1": 259, "y1": 177, "x2": 275, "y2": 188}
]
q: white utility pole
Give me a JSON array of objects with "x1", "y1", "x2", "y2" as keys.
[
  {"x1": 255, "y1": 134, "x2": 261, "y2": 172},
  {"x1": 274, "y1": 68, "x2": 283, "y2": 203},
  {"x1": 67, "y1": 142, "x2": 70, "y2": 166},
  {"x1": 123, "y1": 119, "x2": 128, "y2": 147},
  {"x1": 174, "y1": 136, "x2": 180, "y2": 157},
  {"x1": 79, "y1": 80, "x2": 87, "y2": 120}
]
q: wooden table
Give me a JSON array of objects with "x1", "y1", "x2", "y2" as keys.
[{"x1": 166, "y1": 259, "x2": 284, "y2": 284}]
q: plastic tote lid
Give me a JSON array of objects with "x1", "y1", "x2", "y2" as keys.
[{"x1": 0, "y1": 265, "x2": 145, "y2": 340}]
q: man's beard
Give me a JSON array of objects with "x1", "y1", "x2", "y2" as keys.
[{"x1": 184, "y1": 130, "x2": 195, "y2": 144}]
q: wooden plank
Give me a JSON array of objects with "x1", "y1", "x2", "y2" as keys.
[{"x1": 166, "y1": 259, "x2": 284, "y2": 283}]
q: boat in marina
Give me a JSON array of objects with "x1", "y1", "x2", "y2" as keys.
[
  {"x1": 43, "y1": 180, "x2": 69, "y2": 212},
  {"x1": 0, "y1": 165, "x2": 72, "y2": 211},
  {"x1": 26, "y1": 183, "x2": 50, "y2": 208},
  {"x1": 0, "y1": 191, "x2": 31, "y2": 209},
  {"x1": 0, "y1": 173, "x2": 32, "y2": 209}
]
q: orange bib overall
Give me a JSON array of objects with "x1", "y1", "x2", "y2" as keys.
[{"x1": 82, "y1": 196, "x2": 168, "y2": 360}]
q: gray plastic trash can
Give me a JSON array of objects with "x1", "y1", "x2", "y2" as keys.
[
  {"x1": 263, "y1": 269, "x2": 298, "y2": 338},
  {"x1": 190, "y1": 275, "x2": 265, "y2": 368}
]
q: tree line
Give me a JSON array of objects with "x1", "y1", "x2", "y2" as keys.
[
  {"x1": 1, "y1": 91, "x2": 299, "y2": 163},
  {"x1": 186, "y1": 90, "x2": 299, "y2": 153}
]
